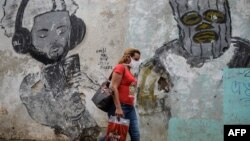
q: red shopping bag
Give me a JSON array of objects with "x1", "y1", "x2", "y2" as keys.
[{"x1": 105, "y1": 116, "x2": 130, "y2": 141}]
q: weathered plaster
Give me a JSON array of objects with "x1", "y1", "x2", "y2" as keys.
[{"x1": 0, "y1": 0, "x2": 250, "y2": 140}]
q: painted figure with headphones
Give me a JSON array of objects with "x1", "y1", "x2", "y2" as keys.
[{"x1": 2, "y1": 0, "x2": 100, "y2": 140}]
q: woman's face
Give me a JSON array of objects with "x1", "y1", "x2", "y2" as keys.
[
  {"x1": 132, "y1": 53, "x2": 140, "y2": 61},
  {"x1": 127, "y1": 52, "x2": 140, "y2": 63},
  {"x1": 128, "y1": 52, "x2": 141, "y2": 75}
]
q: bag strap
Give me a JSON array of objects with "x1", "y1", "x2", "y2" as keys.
[{"x1": 108, "y1": 72, "x2": 113, "y2": 81}]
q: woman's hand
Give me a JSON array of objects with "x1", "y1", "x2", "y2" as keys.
[{"x1": 115, "y1": 107, "x2": 124, "y2": 118}]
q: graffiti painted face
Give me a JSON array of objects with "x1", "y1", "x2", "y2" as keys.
[
  {"x1": 31, "y1": 11, "x2": 71, "y2": 61},
  {"x1": 170, "y1": 0, "x2": 231, "y2": 59}
]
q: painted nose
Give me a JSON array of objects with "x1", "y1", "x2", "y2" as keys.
[{"x1": 195, "y1": 22, "x2": 214, "y2": 31}]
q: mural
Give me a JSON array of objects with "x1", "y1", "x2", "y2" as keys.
[
  {"x1": 1, "y1": 0, "x2": 100, "y2": 140},
  {"x1": 137, "y1": 0, "x2": 250, "y2": 139}
]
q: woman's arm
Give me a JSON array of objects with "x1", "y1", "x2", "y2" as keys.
[{"x1": 111, "y1": 71, "x2": 124, "y2": 117}]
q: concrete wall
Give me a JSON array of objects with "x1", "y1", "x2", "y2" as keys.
[{"x1": 0, "y1": 0, "x2": 250, "y2": 141}]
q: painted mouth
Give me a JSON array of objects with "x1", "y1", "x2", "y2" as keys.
[
  {"x1": 193, "y1": 31, "x2": 218, "y2": 43},
  {"x1": 48, "y1": 46, "x2": 64, "y2": 59},
  {"x1": 50, "y1": 48, "x2": 59, "y2": 53}
]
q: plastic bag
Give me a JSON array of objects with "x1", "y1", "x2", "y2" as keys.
[{"x1": 105, "y1": 116, "x2": 130, "y2": 141}]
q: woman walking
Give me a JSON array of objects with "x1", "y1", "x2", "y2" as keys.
[{"x1": 100, "y1": 47, "x2": 141, "y2": 141}]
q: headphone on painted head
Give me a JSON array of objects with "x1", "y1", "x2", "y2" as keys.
[{"x1": 12, "y1": 0, "x2": 86, "y2": 54}]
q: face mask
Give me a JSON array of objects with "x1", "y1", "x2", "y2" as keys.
[
  {"x1": 129, "y1": 57, "x2": 141, "y2": 76},
  {"x1": 129, "y1": 57, "x2": 140, "y2": 69}
]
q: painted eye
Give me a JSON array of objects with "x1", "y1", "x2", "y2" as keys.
[
  {"x1": 203, "y1": 10, "x2": 225, "y2": 23},
  {"x1": 37, "y1": 30, "x2": 48, "y2": 38},
  {"x1": 56, "y1": 26, "x2": 67, "y2": 35},
  {"x1": 181, "y1": 11, "x2": 202, "y2": 26}
]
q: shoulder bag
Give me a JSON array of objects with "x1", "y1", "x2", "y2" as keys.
[{"x1": 92, "y1": 66, "x2": 125, "y2": 112}]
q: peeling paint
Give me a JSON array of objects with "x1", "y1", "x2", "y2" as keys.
[
  {"x1": 100, "y1": 10, "x2": 114, "y2": 19},
  {"x1": 0, "y1": 50, "x2": 29, "y2": 76},
  {"x1": 0, "y1": 107, "x2": 8, "y2": 116}
]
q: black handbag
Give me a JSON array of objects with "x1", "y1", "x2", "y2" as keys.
[
  {"x1": 91, "y1": 74, "x2": 113, "y2": 112},
  {"x1": 92, "y1": 67, "x2": 125, "y2": 112}
]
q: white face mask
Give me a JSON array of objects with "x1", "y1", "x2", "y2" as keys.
[{"x1": 129, "y1": 57, "x2": 141, "y2": 75}]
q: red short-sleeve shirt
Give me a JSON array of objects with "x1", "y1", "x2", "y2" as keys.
[{"x1": 113, "y1": 64, "x2": 137, "y2": 105}]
